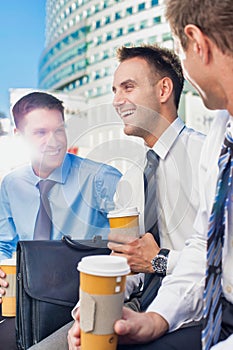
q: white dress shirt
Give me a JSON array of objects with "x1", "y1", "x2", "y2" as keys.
[
  {"x1": 148, "y1": 110, "x2": 233, "y2": 342},
  {"x1": 115, "y1": 117, "x2": 205, "y2": 273}
]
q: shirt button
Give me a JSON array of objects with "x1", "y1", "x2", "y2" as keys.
[{"x1": 226, "y1": 285, "x2": 232, "y2": 294}]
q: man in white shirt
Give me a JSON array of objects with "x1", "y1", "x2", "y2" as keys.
[
  {"x1": 108, "y1": 45, "x2": 205, "y2": 304},
  {"x1": 66, "y1": 45, "x2": 206, "y2": 350}
]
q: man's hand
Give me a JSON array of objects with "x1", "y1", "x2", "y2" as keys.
[
  {"x1": 0, "y1": 267, "x2": 8, "y2": 303},
  {"x1": 114, "y1": 307, "x2": 169, "y2": 344},
  {"x1": 67, "y1": 306, "x2": 168, "y2": 348},
  {"x1": 108, "y1": 232, "x2": 160, "y2": 273},
  {"x1": 67, "y1": 308, "x2": 81, "y2": 350}
]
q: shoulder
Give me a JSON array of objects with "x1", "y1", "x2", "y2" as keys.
[
  {"x1": 68, "y1": 153, "x2": 122, "y2": 178},
  {"x1": 1, "y1": 164, "x2": 31, "y2": 188},
  {"x1": 181, "y1": 125, "x2": 206, "y2": 143}
]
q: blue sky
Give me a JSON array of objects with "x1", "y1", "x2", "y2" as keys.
[{"x1": 0, "y1": 1, "x2": 46, "y2": 118}]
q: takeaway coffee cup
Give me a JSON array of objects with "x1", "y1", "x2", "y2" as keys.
[
  {"x1": 107, "y1": 207, "x2": 140, "y2": 238},
  {"x1": 1, "y1": 255, "x2": 17, "y2": 316},
  {"x1": 78, "y1": 255, "x2": 130, "y2": 350}
]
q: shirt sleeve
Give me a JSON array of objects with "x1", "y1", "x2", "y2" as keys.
[
  {"x1": 124, "y1": 273, "x2": 144, "y2": 300},
  {"x1": 166, "y1": 250, "x2": 181, "y2": 275},
  {"x1": 95, "y1": 165, "x2": 122, "y2": 213},
  {"x1": 0, "y1": 178, "x2": 18, "y2": 260},
  {"x1": 147, "y1": 231, "x2": 206, "y2": 331}
]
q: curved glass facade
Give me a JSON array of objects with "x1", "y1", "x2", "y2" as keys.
[{"x1": 39, "y1": 0, "x2": 172, "y2": 103}]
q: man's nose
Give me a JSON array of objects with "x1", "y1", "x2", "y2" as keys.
[
  {"x1": 47, "y1": 131, "x2": 58, "y2": 146},
  {"x1": 113, "y1": 92, "x2": 126, "y2": 107}
]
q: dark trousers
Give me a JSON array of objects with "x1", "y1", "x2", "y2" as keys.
[
  {"x1": 1, "y1": 297, "x2": 233, "y2": 350},
  {"x1": 0, "y1": 316, "x2": 17, "y2": 350},
  {"x1": 118, "y1": 296, "x2": 233, "y2": 350},
  {"x1": 117, "y1": 323, "x2": 202, "y2": 350}
]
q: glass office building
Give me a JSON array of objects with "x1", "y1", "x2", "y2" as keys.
[
  {"x1": 37, "y1": 0, "x2": 216, "y2": 170},
  {"x1": 39, "y1": 0, "x2": 172, "y2": 104}
]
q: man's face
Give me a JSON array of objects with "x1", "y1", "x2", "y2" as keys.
[
  {"x1": 19, "y1": 108, "x2": 67, "y2": 178},
  {"x1": 112, "y1": 57, "x2": 162, "y2": 140}
]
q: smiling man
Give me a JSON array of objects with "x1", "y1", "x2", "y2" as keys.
[
  {"x1": 65, "y1": 45, "x2": 206, "y2": 350},
  {"x1": 0, "y1": 91, "x2": 121, "y2": 349},
  {"x1": 108, "y1": 45, "x2": 205, "y2": 291}
]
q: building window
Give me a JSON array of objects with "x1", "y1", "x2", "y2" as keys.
[
  {"x1": 105, "y1": 16, "x2": 111, "y2": 25},
  {"x1": 96, "y1": 20, "x2": 101, "y2": 29},
  {"x1": 115, "y1": 12, "x2": 121, "y2": 20},
  {"x1": 126, "y1": 7, "x2": 133, "y2": 16},
  {"x1": 153, "y1": 16, "x2": 161, "y2": 24},
  {"x1": 106, "y1": 32, "x2": 112, "y2": 41},
  {"x1": 151, "y1": 0, "x2": 158, "y2": 6},
  {"x1": 116, "y1": 28, "x2": 123, "y2": 37},
  {"x1": 128, "y1": 24, "x2": 135, "y2": 33},
  {"x1": 138, "y1": 3, "x2": 145, "y2": 11},
  {"x1": 140, "y1": 19, "x2": 148, "y2": 29}
]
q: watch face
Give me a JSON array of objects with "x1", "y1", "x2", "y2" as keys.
[{"x1": 152, "y1": 256, "x2": 167, "y2": 275}]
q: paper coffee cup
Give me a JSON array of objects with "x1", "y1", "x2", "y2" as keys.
[
  {"x1": 78, "y1": 255, "x2": 130, "y2": 350},
  {"x1": 107, "y1": 207, "x2": 140, "y2": 238},
  {"x1": 1, "y1": 256, "x2": 17, "y2": 317}
]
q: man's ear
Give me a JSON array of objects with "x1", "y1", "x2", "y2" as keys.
[
  {"x1": 158, "y1": 77, "x2": 173, "y2": 103},
  {"x1": 184, "y1": 24, "x2": 211, "y2": 64}
]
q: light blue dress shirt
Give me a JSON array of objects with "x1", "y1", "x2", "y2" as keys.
[{"x1": 0, "y1": 153, "x2": 121, "y2": 260}]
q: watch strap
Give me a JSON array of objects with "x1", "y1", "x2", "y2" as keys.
[{"x1": 158, "y1": 248, "x2": 170, "y2": 257}]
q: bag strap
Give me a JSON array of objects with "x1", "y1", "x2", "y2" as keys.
[{"x1": 62, "y1": 235, "x2": 108, "y2": 250}]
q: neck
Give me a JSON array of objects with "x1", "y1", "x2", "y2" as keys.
[{"x1": 145, "y1": 113, "x2": 176, "y2": 147}]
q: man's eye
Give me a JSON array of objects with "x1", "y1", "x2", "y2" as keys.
[
  {"x1": 125, "y1": 85, "x2": 134, "y2": 91},
  {"x1": 55, "y1": 128, "x2": 65, "y2": 134},
  {"x1": 34, "y1": 130, "x2": 46, "y2": 136}
]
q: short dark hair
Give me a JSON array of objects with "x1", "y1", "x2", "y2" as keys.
[
  {"x1": 165, "y1": 0, "x2": 233, "y2": 55},
  {"x1": 12, "y1": 91, "x2": 65, "y2": 129},
  {"x1": 116, "y1": 44, "x2": 184, "y2": 109}
]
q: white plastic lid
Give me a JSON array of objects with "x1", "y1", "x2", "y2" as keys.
[
  {"x1": 78, "y1": 255, "x2": 130, "y2": 277},
  {"x1": 107, "y1": 207, "x2": 139, "y2": 218}
]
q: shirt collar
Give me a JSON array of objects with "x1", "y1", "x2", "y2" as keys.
[
  {"x1": 145, "y1": 117, "x2": 185, "y2": 160},
  {"x1": 32, "y1": 153, "x2": 71, "y2": 186}
]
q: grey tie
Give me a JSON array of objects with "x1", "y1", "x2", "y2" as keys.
[
  {"x1": 34, "y1": 180, "x2": 56, "y2": 240},
  {"x1": 124, "y1": 150, "x2": 161, "y2": 312},
  {"x1": 144, "y1": 149, "x2": 160, "y2": 245}
]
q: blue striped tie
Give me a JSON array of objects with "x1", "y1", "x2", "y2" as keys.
[{"x1": 202, "y1": 133, "x2": 233, "y2": 350}]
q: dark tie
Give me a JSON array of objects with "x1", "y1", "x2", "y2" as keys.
[
  {"x1": 202, "y1": 133, "x2": 233, "y2": 349},
  {"x1": 144, "y1": 149, "x2": 160, "y2": 245},
  {"x1": 139, "y1": 149, "x2": 161, "y2": 311},
  {"x1": 34, "y1": 180, "x2": 56, "y2": 240}
]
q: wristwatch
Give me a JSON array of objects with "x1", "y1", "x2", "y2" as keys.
[{"x1": 151, "y1": 248, "x2": 170, "y2": 276}]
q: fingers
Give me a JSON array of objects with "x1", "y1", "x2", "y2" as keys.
[
  {"x1": 114, "y1": 307, "x2": 133, "y2": 335},
  {"x1": 67, "y1": 320, "x2": 81, "y2": 350},
  {"x1": 108, "y1": 231, "x2": 137, "y2": 244},
  {"x1": 0, "y1": 269, "x2": 8, "y2": 303},
  {"x1": 114, "y1": 308, "x2": 141, "y2": 344}
]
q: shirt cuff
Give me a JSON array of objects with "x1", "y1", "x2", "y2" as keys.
[
  {"x1": 71, "y1": 301, "x2": 80, "y2": 319},
  {"x1": 125, "y1": 273, "x2": 144, "y2": 300},
  {"x1": 167, "y1": 250, "x2": 181, "y2": 275}
]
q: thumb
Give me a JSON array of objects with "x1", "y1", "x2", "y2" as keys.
[
  {"x1": 114, "y1": 307, "x2": 135, "y2": 335},
  {"x1": 114, "y1": 319, "x2": 131, "y2": 335}
]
